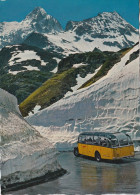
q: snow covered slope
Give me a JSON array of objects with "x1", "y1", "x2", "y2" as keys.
[
  {"x1": 0, "y1": 7, "x2": 62, "y2": 48},
  {"x1": 36, "y1": 11, "x2": 138, "y2": 55},
  {"x1": 0, "y1": 89, "x2": 63, "y2": 189},
  {"x1": 26, "y1": 44, "x2": 140, "y2": 151}
]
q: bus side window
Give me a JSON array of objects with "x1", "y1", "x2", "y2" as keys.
[
  {"x1": 94, "y1": 136, "x2": 101, "y2": 145},
  {"x1": 81, "y1": 135, "x2": 86, "y2": 144},
  {"x1": 100, "y1": 137, "x2": 108, "y2": 147},
  {"x1": 78, "y1": 136, "x2": 82, "y2": 143},
  {"x1": 92, "y1": 136, "x2": 97, "y2": 144},
  {"x1": 86, "y1": 135, "x2": 93, "y2": 144},
  {"x1": 106, "y1": 139, "x2": 112, "y2": 148}
]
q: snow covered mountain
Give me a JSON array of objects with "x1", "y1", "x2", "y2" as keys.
[
  {"x1": 0, "y1": 7, "x2": 63, "y2": 49},
  {"x1": 65, "y1": 11, "x2": 138, "y2": 49},
  {"x1": 0, "y1": 89, "x2": 65, "y2": 191},
  {"x1": 0, "y1": 9, "x2": 138, "y2": 53},
  {"x1": 26, "y1": 44, "x2": 140, "y2": 151},
  {"x1": 24, "y1": 11, "x2": 138, "y2": 55}
]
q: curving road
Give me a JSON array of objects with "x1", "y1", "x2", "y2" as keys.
[{"x1": 8, "y1": 151, "x2": 140, "y2": 194}]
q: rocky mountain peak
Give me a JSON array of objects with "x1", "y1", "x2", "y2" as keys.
[
  {"x1": 23, "y1": 7, "x2": 63, "y2": 33},
  {"x1": 96, "y1": 11, "x2": 125, "y2": 23},
  {"x1": 65, "y1": 11, "x2": 138, "y2": 44},
  {"x1": 66, "y1": 11, "x2": 124, "y2": 31},
  {"x1": 25, "y1": 7, "x2": 49, "y2": 20}
]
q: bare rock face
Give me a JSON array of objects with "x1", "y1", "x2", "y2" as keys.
[{"x1": 0, "y1": 88, "x2": 64, "y2": 191}]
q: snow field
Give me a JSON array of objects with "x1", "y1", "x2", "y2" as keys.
[{"x1": 9, "y1": 50, "x2": 46, "y2": 66}]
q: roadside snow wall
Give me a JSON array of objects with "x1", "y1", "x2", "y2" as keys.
[{"x1": 0, "y1": 88, "x2": 62, "y2": 188}]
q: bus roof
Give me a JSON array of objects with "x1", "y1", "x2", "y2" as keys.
[{"x1": 79, "y1": 131, "x2": 124, "y2": 139}]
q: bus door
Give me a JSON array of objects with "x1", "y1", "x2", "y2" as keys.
[
  {"x1": 78, "y1": 135, "x2": 88, "y2": 155},
  {"x1": 94, "y1": 136, "x2": 112, "y2": 159},
  {"x1": 85, "y1": 135, "x2": 95, "y2": 157}
]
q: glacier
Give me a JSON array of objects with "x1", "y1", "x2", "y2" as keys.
[
  {"x1": 0, "y1": 89, "x2": 64, "y2": 190},
  {"x1": 26, "y1": 44, "x2": 140, "y2": 151}
]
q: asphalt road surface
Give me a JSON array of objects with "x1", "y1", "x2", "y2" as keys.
[{"x1": 7, "y1": 151, "x2": 140, "y2": 195}]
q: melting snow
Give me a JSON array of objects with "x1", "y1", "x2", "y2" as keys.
[
  {"x1": 73, "y1": 63, "x2": 87, "y2": 68},
  {"x1": 23, "y1": 65, "x2": 40, "y2": 71},
  {"x1": 53, "y1": 57, "x2": 61, "y2": 63},
  {"x1": 51, "y1": 66, "x2": 58, "y2": 73},
  {"x1": 8, "y1": 70, "x2": 26, "y2": 75},
  {"x1": 28, "y1": 105, "x2": 41, "y2": 116},
  {"x1": 65, "y1": 65, "x2": 102, "y2": 97},
  {"x1": 9, "y1": 50, "x2": 46, "y2": 66},
  {"x1": 8, "y1": 65, "x2": 40, "y2": 75}
]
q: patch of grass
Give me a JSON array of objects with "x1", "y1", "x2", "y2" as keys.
[
  {"x1": 118, "y1": 47, "x2": 132, "y2": 57},
  {"x1": 19, "y1": 68, "x2": 77, "y2": 117}
]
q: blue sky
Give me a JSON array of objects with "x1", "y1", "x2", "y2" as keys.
[{"x1": 0, "y1": 0, "x2": 139, "y2": 29}]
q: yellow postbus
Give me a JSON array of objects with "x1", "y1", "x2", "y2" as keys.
[{"x1": 74, "y1": 132, "x2": 134, "y2": 161}]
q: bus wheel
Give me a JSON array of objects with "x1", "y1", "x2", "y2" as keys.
[
  {"x1": 95, "y1": 151, "x2": 101, "y2": 162},
  {"x1": 74, "y1": 147, "x2": 79, "y2": 157}
]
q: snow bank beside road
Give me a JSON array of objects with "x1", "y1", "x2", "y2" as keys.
[
  {"x1": 34, "y1": 127, "x2": 79, "y2": 151},
  {"x1": 0, "y1": 89, "x2": 63, "y2": 190}
]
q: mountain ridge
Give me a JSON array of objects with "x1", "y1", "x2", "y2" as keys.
[{"x1": 0, "y1": 8, "x2": 138, "y2": 51}]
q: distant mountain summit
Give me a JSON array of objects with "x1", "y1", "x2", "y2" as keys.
[
  {"x1": 0, "y1": 7, "x2": 63, "y2": 48},
  {"x1": 65, "y1": 11, "x2": 138, "y2": 49},
  {"x1": 24, "y1": 7, "x2": 63, "y2": 33},
  {"x1": 22, "y1": 10, "x2": 138, "y2": 55},
  {"x1": 26, "y1": 7, "x2": 49, "y2": 19}
]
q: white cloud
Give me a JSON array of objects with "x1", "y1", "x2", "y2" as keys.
[{"x1": 0, "y1": 0, "x2": 6, "y2": 1}]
